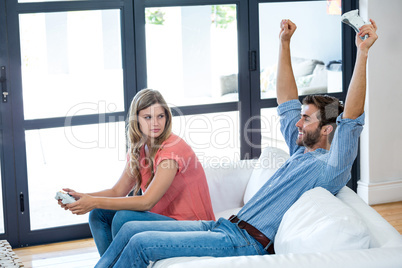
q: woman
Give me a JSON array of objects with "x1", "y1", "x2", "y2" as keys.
[{"x1": 58, "y1": 89, "x2": 215, "y2": 256}]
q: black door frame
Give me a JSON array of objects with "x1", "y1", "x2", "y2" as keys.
[{"x1": 0, "y1": 0, "x2": 20, "y2": 247}]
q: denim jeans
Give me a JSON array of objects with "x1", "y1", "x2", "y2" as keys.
[
  {"x1": 95, "y1": 218, "x2": 267, "y2": 268},
  {"x1": 88, "y1": 209, "x2": 175, "y2": 256}
]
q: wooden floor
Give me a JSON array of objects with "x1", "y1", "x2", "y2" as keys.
[
  {"x1": 14, "y1": 238, "x2": 98, "y2": 268},
  {"x1": 13, "y1": 201, "x2": 402, "y2": 268},
  {"x1": 371, "y1": 201, "x2": 402, "y2": 235}
]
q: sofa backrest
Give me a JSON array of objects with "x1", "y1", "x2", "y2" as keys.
[
  {"x1": 204, "y1": 160, "x2": 256, "y2": 214},
  {"x1": 204, "y1": 146, "x2": 289, "y2": 217}
]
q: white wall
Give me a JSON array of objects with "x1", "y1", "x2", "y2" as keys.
[{"x1": 358, "y1": 0, "x2": 402, "y2": 205}]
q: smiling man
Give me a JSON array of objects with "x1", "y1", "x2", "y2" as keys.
[
  {"x1": 95, "y1": 19, "x2": 378, "y2": 268},
  {"x1": 276, "y1": 18, "x2": 376, "y2": 156}
]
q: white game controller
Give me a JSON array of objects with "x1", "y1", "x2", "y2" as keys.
[
  {"x1": 341, "y1": 9, "x2": 369, "y2": 40},
  {"x1": 55, "y1": 191, "x2": 76, "y2": 204}
]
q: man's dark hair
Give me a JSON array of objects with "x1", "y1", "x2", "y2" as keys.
[{"x1": 302, "y1": 95, "x2": 344, "y2": 144}]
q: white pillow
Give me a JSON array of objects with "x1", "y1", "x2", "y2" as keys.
[
  {"x1": 292, "y1": 57, "x2": 324, "y2": 77},
  {"x1": 309, "y1": 64, "x2": 327, "y2": 88},
  {"x1": 243, "y1": 147, "x2": 289, "y2": 204},
  {"x1": 275, "y1": 187, "x2": 370, "y2": 254}
]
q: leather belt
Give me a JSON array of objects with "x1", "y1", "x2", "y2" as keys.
[{"x1": 229, "y1": 215, "x2": 275, "y2": 254}]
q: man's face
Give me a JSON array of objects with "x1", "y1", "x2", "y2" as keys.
[{"x1": 295, "y1": 104, "x2": 322, "y2": 148}]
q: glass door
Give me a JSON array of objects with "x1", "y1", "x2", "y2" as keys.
[
  {"x1": 258, "y1": 1, "x2": 344, "y2": 100},
  {"x1": 135, "y1": 0, "x2": 252, "y2": 161},
  {"x1": 257, "y1": 0, "x2": 344, "y2": 151},
  {"x1": 146, "y1": 4, "x2": 240, "y2": 161},
  {"x1": 20, "y1": 9, "x2": 126, "y2": 231},
  {"x1": 5, "y1": 0, "x2": 136, "y2": 246}
]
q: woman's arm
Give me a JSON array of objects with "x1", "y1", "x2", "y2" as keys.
[
  {"x1": 86, "y1": 163, "x2": 137, "y2": 197},
  {"x1": 66, "y1": 160, "x2": 178, "y2": 215},
  {"x1": 59, "y1": 163, "x2": 135, "y2": 209}
]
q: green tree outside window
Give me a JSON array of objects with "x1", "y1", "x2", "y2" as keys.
[{"x1": 146, "y1": 5, "x2": 236, "y2": 28}]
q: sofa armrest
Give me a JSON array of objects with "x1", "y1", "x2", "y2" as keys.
[
  {"x1": 204, "y1": 159, "x2": 256, "y2": 214},
  {"x1": 166, "y1": 247, "x2": 402, "y2": 268}
]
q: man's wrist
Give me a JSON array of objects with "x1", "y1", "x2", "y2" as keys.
[
  {"x1": 357, "y1": 47, "x2": 369, "y2": 58},
  {"x1": 280, "y1": 41, "x2": 291, "y2": 48}
]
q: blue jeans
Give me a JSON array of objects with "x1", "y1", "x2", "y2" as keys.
[
  {"x1": 95, "y1": 218, "x2": 267, "y2": 268},
  {"x1": 88, "y1": 209, "x2": 175, "y2": 256}
]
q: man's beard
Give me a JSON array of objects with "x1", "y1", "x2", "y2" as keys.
[{"x1": 296, "y1": 127, "x2": 321, "y2": 148}]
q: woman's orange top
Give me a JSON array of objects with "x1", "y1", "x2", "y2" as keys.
[{"x1": 139, "y1": 134, "x2": 215, "y2": 221}]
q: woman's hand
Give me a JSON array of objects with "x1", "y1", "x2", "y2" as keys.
[
  {"x1": 66, "y1": 192, "x2": 97, "y2": 215},
  {"x1": 57, "y1": 188, "x2": 79, "y2": 210},
  {"x1": 62, "y1": 188, "x2": 80, "y2": 199},
  {"x1": 57, "y1": 199, "x2": 69, "y2": 210}
]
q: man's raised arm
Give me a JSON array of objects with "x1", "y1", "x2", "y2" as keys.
[
  {"x1": 276, "y1": 19, "x2": 299, "y2": 105},
  {"x1": 343, "y1": 19, "x2": 378, "y2": 119}
]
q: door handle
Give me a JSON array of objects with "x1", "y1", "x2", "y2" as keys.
[
  {"x1": 20, "y1": 193, "x2": 25, "y2": 213},
  {"x1": 0, "y1": 66, "x2": 8, "y2": 103},
  {"x1": 249, "y1": 51, "x2": 257, "y2": 71}
]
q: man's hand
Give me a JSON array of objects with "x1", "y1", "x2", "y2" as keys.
[
  {"x1": 356, "y1": 19, "x2": 378, "y2": 53},
  {"x1": 343, "y1": 19, "x2": 378, "y2": 119},
  {"x1": 279, "y1": 19, "x2": 297, "y2": 44},
  {"x1": 276, "y1": 19, "x2": 298, "y2": 104}
]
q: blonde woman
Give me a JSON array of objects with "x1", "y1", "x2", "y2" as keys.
[{"x1": 58, "y1": 89, "x2": 215, "y2": 256}]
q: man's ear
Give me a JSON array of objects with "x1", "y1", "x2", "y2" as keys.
[{"x1": 321, "y1": 125, "x2": 334, "y2": 136}]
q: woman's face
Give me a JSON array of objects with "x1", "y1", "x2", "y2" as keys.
[{"x1": 137, "y1": 103, "x2": 166, "y2": 142}]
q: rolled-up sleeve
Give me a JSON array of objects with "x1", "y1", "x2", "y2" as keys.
[
  {"x1": 320, "y1": 112, "x2": 365, "y2": 193},
  {"x1": 277, "y1": 99, "x2": 303, "y2": 156}
]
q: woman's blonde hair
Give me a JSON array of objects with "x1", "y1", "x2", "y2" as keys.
[{"x1": 126, "y1": 89, "x2": 172, "y2": 194}]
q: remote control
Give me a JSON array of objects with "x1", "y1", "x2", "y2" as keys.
[
  {"x1": 341, "y1": 9, "x2": 369, "y2": 40},
  {"x1": 55, "y1": 191, "x2": 76, "y2": 204}
]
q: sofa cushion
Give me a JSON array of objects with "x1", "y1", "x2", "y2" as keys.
[
  {"x1": 243, "y1": 147, "x2": 289, "y2": 204},
  {"x1": 309, "y1": 64, "x2": 327, "y2": 88},
  {"x1": 292, "y1": 57, "x2": 325, "y2": 77},
  {"x1": 275, "y1": 187, "x2": 370, "y2": 254},
  {"x1": 219, "y1": 74, "x2": 238, "y2": 95}
]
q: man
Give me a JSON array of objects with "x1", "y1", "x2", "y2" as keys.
[{"x1": 95, "y1": 19, "x2": 378, "y2": 268}]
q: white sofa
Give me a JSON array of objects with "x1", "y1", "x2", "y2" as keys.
[{"x1": 153, "y1": 147, "x2": 402, "y2": 268}]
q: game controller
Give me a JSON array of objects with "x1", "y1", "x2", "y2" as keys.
[
  {"x1": 341, "y1": 9, "x2": 369, "y2": 40},
  {"x1": 55, "y1": 191, "x2": 76, "y2": 204}
]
